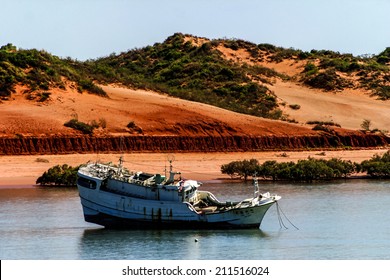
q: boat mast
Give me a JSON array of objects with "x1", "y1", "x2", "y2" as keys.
[
  {"x1": 165, "y1": 154, "x2": 180, "y2": 184},
  {"x1": 118, "y1": 155, "x2": 124, "y2": 176},
  {"x1": 253, "y1": 172, "x2": 260, "y2": 198},
  {"x1": 118, "y1": 137, "x2": 124, "y2": 176}
]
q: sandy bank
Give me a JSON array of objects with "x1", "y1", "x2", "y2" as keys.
[{"x1": 0, "y1": 149, "x2": 388, "y2": 186}]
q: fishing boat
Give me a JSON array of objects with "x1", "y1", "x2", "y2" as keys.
[{"x1": 77, "y1": 157, "x2": 281, "y2": 229}]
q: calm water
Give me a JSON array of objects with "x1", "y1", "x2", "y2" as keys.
[{"x1": 1, "y1": 180, "x2": 390, "y2": 260}]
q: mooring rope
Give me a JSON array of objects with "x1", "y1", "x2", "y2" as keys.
[
  {"x1": 276, "y1": 201, "x2": 299, "y2": 230},
  {"x1": 276, "y1": 202, "x2": 288, "y2": 229}
]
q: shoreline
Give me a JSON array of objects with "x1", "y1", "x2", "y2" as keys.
[{"x1": 0, "y1": 149, "x2": 388, "y2": 187}]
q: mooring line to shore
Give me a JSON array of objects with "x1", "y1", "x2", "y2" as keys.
[
  {"x1": 276, "y1": 202, "x2": 299, "y2": 230},
  {"x1": 276, "y1": 202, "x2": 288, "y2": 229}
]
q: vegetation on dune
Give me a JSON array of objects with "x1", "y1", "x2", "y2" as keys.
[
  {"x1": 64, "y1": 119, "x2": 96, "y2": 134},
  {"x1": 126, "y1": 121, "x2": 143, "y2": 134},
  {"x1": 301, "y1": 49, "x2": 390, "y2": 98},
  {"x1": 87, "y1": 33, "x2": 281, "y2": 118},
  {"x1": 0, "y1": 43, "x2": 106, "y2": 98},
  {"x1": 289, "y1": 104, "x2": 301, "y2": 110},
  {"x1": 304, "y1": 69, "x2": 352, "y2": 91},
  {"x1": 360, "y1": 119, "x2": 372, "y2": 131},
  {"x1": 1, "y1": 33, "x2": 390, "y2": 123},
  {"x1": 375, "y1": 47, "x2": 390, "y2": 65},
  {"x1": 221, "y1": 151, "x2": 390, "y2": 181},
  {"x1": 64, "y1": 116, "x2": 107, "y2": 134},
  {"x1": 219, "y1": 40, "x2": 390, "y2": 99},
  {"x1": 81, "y1": 34, "x2": 390, "y2": 102},
  {"x1": 306, "y1": 121, "x2": 341, "y2": 127}
]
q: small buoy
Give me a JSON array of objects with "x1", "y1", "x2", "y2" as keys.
[{"x1": 194, "y1": 238, "x2": 198, "y2": 242}]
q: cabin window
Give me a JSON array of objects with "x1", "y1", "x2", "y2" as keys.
[
  {"x1": 184, "y1": 189, "x2": 193, "y2": 199},
  {"x1": 77, "y1": 177, "x2": 97, "y2": 189}
]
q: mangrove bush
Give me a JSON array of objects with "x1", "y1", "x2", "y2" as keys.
[
  {"x1": 221, "y1": 153, "x2": 390, "y2": 182},
  {"x1": 36, "y1": 164, "x2": 79, "y2": 186}
]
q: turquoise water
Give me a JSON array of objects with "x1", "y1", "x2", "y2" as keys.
[{"x1": 1, "y1": 180, "x2": 390, "y2": 260}]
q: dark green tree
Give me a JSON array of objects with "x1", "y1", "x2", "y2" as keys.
[{"x1": 36, "y1": 164, "x2": 79, "y2": 186}]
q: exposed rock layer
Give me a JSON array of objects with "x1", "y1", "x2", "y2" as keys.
[{"x1": 1, "y1": 133, "x2": 388, "y2": 155}]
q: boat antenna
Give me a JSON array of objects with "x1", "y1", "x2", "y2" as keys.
[
  {"x1": 167, "y1": 154, "x2": 175, "y2": 173},
  {"x1": 118, "y1": 136, "x2": 125, "y2": 175},
  {"x1": 118, "y1": 155, "x2": 124, "y2": 175},
  {"x1": 253, "y1": 172, "x2": 259, "y2": 198},
  {"x1": 164, "y1": 154, "x2": 180, "y2": 184}
]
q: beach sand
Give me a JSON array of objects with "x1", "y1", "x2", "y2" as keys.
[{"x1": 0, "y1": 149, "x2": 387, "y2": 186}]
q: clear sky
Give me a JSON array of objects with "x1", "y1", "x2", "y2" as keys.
[{"x1": 2, "y1": 0, "x2": 390, "y2": 60}]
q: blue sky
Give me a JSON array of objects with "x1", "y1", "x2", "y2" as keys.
[{"x1": 2, "y1": 0, "x2": 390, "y2": 60}]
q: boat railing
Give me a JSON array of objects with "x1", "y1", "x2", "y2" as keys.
[
  {"x1": 193, "y1": 191, "x2": 240, "y2": 211},
  {"x1": 184, "y1": 202, "x2": 201, "y2": 214}
]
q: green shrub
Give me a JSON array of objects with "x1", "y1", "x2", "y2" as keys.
[
  {"x1": 98, "y1": 118, "x2": 107, "y2": 129},
  {"x1": 289, "y1": 104, "x2": 301, "y2": 110},
  {"x1": 360, "y1": 119, "x2": 372, "y2": 131},
  {"x1": 35, "y1": 157, "x2": 49, "y2": 163},
  {"x1": 257, "y1": 43, "x2": 277, "y2": 52},
  {"x1": 360, "y1": 151, "x2": 390, "y2": 178},
  {"x1": 221, "y1": 159, "x2": 259, "y2": 180},
  {"x1": 221, "y1": 157, "x2": 359, "y2": 182},
  {"x1": 307, "y1": 121, "x2": 341, "y2": 127},
  {"x1": 374, "y1": 86, "x2": 390, "y2": 100},
  {"x1": 77, "y1": 79, "x2": 107, "y2": 96},
  {"x1": 221, "y1": 152, "x2": 390, "y2": 181},
  {"x1": 36, "y1": 164, "x2": 79, "y2": 186},
  {"x1": 304, "y1": 70, "x2": 350, "y2": 91},
  {"x1": 126, "y1": 120, "x2": 143, "y2": 134},
  {"x1": 320, "y1": 58, "x2": 352, "y2": 72},
  {"x1": 0, "y1": 74, "x2": 15, "y2": 97},
  {"x1": 127, "y1": 121, "x2": 136, "y2": 129},
  {"x1": 375, "y1": 47, "x2": 390, "y2": 64},
  {"x1": 64, "y1": 119, "x2": 95, "y2": 134},
  {"x1": 303, "y1": 62, "x2": 319, "y2": 76},
  {"x1": 312, "y1": 124, "x2": 334, "y2": 133},
  {"x1": 37, "y1": 91, "x2": 51, "y2": 102}
]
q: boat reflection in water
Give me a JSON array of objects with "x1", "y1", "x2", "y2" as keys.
[{"x1": 79, "y1": 228, "x2": 270, "y2": 260}]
